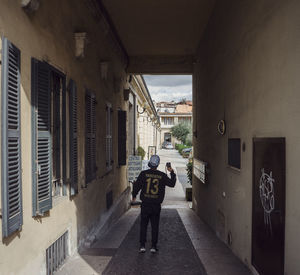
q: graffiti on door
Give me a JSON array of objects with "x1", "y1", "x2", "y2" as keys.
[{"x1": 259, "y1": 169, "x2": 275, "y2": 234}]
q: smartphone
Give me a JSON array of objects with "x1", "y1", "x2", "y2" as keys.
[{"x1": 166, "y1": 162, "x2": 171, "y2": 168}]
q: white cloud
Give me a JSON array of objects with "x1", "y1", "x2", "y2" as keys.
[
  {"x1": 143, "y1": 75, "x2": 192, "y2": 102},
  {"x1": 144, "y1": 75, "x2": 192, "y2": 87}
]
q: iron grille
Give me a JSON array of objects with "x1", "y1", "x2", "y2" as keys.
[{"x1": 46, "y1": 231, "x2": 68, "y2": 275}]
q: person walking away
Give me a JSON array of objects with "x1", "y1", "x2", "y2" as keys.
[{"x1": 132, "y1": 154, "x2": 176, "y2": 253}]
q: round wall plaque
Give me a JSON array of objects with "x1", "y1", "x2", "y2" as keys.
[{"x1": 217, "y1": 120, "x2": 226, "y2": 135}]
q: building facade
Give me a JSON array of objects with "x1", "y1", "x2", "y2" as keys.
[
  {"x1": 130, "y1": 75, "x2": 160, "y2": 159},
  {"x1": 0, "y1": 1, "x2": 131, "y2": 274},
  {"x1": 156, "y1": 101, "x2": 192, "y2": 147}
]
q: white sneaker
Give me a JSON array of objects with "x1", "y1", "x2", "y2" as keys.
[
  {"x1": 139, "y1": 246, "x2": 146, "y2": 253},
  {"x1": 150, "y1": 247, "x2": 158, "y2": 253}
]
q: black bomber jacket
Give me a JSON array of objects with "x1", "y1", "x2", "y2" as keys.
[{"x1": 132, "y1": 168, "x2": 176, "y2": 204}]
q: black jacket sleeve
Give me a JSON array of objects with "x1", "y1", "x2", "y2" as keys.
[
  {"x1": 132, "y1": 172, "x2": 144, "y2": 198},
  {"x1": 164, "y1": 171, "x2": 176, "y2": 187}
]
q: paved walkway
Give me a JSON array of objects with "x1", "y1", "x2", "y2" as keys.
[
  {"x1": 103, "y1": 209, "x2": 206, "y2": 275},
  {"x1": 57, "y1": 149, "x2": 251, "y2": 275}
]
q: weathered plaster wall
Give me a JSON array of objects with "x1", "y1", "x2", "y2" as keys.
[
  {"x1": 0, "y1": 0, "x2": 129, "y2": 274},
  {"x1": 193, "y1": 0, "x2": 300, "y2": 273}
]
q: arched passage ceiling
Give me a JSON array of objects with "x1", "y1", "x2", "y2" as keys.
[{"x1": 101, "y1": 0, "x2": 215, "y2": 73}]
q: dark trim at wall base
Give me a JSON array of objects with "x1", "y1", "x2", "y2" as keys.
[{"x1": 78, "y1": 187, "x2": 131, "y2": 251}]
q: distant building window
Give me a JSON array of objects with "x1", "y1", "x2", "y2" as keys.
[
  {"x1": 162, "y1": 117, "x2": 174, "y2": 125},
  {"x1": 164, "y1": 109, "x2": 169, "y2": 113},
  {"x1": 178, "y1": 117, "x2": 191, "y2": 124}
]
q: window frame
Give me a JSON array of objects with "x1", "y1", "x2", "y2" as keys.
[{"x1": 31, "y1": 59, "x2": 67, "y2": 216}]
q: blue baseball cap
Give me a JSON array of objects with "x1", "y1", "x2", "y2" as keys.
[{"x1": 148, "y1": 155, "x2": 160, "y2": 168}]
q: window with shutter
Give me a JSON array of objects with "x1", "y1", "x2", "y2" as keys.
[
  {"x1": 106, "y1": 103, "x2": 113, "y2": 171},
  {"x1": 31, "y1": 58, "x2": 52, "y2": 216},
  {"x1": 52, "y1": 74, "x2": 61, "y2": 196},
  {"x1": 85, "y1": 90, "x2": 96, "y2": 184},
  {"x1": 69, "y1": 80, "x2": 78, "y2": 195},
  {"x1": 118, "y1": 110, "x2": 127, "y2": 166},
  {"x1": 31, "y1": 59, "x2": 66, "y2": 215},
  {"x1": 1, "y1": 37, "x2": 22, "y2": 237}
]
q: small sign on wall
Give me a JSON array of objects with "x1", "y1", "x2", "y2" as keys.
[
  {"x1": 193, "y1": 158, "x2": 206, "y2": 184},
  {"x1": 142, "y1": 160, "x2": 150, "y2": 171},
  {"x1": 128, "y1": 155, "x2": 142, "y2": 182}
]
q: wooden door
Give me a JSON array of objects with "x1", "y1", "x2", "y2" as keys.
[{"x1": 252, "y1": 138, "x2": 285, "y2": 275}]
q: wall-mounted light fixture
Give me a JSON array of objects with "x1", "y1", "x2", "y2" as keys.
[
  {"x1": 137, "y1": 105, "x2": 146, "y2": 114},
  {"x1": 22, "y1": 0, "x2": 40, "y2": 12},
  {"x1": 74, "y1": 32, "x2": 87, "y2": 59}
]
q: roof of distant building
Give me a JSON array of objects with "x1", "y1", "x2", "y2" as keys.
[
  {"x1": 156, "y1": 100, "x2": 192, "y2": 106},
  {"x1": 175, "y1": 104, "x2": 192, "y2": 113}
]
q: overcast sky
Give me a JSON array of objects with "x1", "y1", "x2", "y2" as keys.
[{"x1": 143, "y1": 75, "x2": 192, "y2": 102}]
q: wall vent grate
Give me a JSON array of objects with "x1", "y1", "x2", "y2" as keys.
[{"x1": 46, "y1": 231, "x2": 68, "y2": 275}]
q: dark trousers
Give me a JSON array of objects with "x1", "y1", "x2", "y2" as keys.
[{"x1": 140, "y1": 203, "x2": 161, "y2": 246}]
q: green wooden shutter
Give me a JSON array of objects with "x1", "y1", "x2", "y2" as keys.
[
  {"x1": 118, "y1": 110, "x2": 127, "y2": 166},
  {"x1": 31, "y1": 58, "x2": 52, "y2": 216},
  {"x1": 69, "y1": 80, "x2": 78, "y2": 195},
  {"x1": 91, "y1": 94, "x2": 96, "y2": 177},
  {"x1": 85, "y1": 92, "x2": 91, "y2": 184},
  {"x1": 62, "y1": 77, "x2": 67, "y2": 196},
  {"x1": 85, "y1": 90, "x2": 96, "y2": 184},
  {"x1": 106, "y1": 104, "x2": 113, "y2": 170},
  {"x1": 1, "y1": 37, "x2": 23, "y2": 237},
  {"x1": 53, "y1": 74, "x2": 61, "y2": 185}
]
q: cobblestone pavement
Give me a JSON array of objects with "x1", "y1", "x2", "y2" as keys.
[{"x1": 57, "y1": 149, "x2": 251, "y2": 275}]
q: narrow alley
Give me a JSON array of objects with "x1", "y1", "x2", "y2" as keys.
[
  {"x1": 57, "y1": 149, "x2": 250, "y2": 275},
  {"x1": 1, "y1": 1, "x2": 299, "y2": 274}
]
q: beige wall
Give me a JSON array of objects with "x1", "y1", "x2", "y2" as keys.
[
  {"x1": 137, "y1": 113, "x2": 158, "y2": 158},
  {"x1": 132, "y1": 76, "x2": 160, "y2": 158},
  {"x1": 0, "y1": 1, "x2": 129, "y2": 274},
  {"x1": 193, "y1": 0, "x2": 300, "y2": 274}
]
